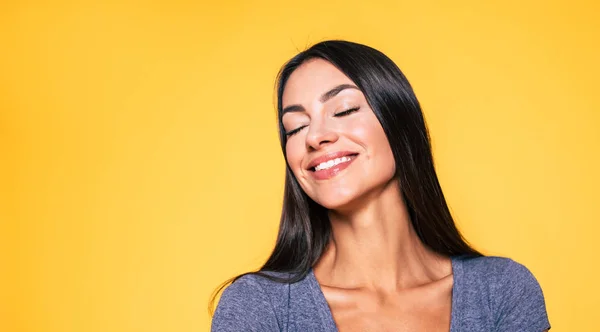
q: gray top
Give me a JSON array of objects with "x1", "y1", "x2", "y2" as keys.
[{"x1": 212, "y1": 256, "x2": 550, "y2": 331}]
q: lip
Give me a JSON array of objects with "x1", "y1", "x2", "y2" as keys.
[
  {"x1": 311, "y1": 154, "x2": 358, "y2": 181},
  {"x1": 307, "y1": 151, "x2": 359, "y2": 170}
]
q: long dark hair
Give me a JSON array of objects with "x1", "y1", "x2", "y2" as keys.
[{"x1": 209, "y1": 40, "x2": 481, "y2": 313}]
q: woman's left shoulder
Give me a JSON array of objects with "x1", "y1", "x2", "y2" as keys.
[
  {"x1": 456, "y1": 255, "x2": 539, "y2": 282},
  {"x1": 454, "y1": 255, "x2": 551, "y2": 331}
]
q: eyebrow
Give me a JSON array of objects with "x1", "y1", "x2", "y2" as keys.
[{"x1": 281, "y1": 84, "x2": 360, "y2": 115}]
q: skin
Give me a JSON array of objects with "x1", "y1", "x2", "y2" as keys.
[{"x1": 281, "y1": 58, "x2": 455, "y2": 332}]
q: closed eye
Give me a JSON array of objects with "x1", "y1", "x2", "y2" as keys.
[
  {"x1": 285, "y1": 107, "x2": 359, "y2": 137},
  {"x1": 334, "y1": 107, "x2": 360, "y2": 117},
  {"x1": 285, "y1": 125, "x2": 307, "y2": 137}
]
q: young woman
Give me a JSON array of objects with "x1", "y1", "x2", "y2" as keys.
[{"x1": 210, "y1": 40, "x2": 550, "y2": 332}]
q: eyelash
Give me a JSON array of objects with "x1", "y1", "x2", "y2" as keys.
[
  {"x1": 284, "y1": 107, "x2": 360, "y2": 137},
  {"x1": 334, "y1": 107, "x2": 360, "y2": 117}
]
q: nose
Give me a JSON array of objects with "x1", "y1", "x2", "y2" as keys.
[{"x1": 305, "y1": 119, "x2": 339, "y2": 151}]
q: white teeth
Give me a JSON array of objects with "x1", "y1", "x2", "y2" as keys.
[{"x1": 314, "y1": 156, "x2": 352, "y2": 171}]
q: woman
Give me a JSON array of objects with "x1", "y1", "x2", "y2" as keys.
[{"x1": 210, "y1": 40, "x2": 550, "y2": 331}]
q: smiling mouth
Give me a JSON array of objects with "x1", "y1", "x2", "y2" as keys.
[{"x1": 310, "y1": 153, "x2": 359, "y2": 172}]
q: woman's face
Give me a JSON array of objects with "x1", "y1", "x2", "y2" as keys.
[{"x1": 281, "y1": 58, "x2": 397, "y2": 210}]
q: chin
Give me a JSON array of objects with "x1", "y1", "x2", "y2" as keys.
[{"x1": 312, "y1": 188, "x2": 360, "y2": 211}]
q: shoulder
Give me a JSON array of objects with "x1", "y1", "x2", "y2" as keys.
[
  {"x1": 219, "y1": 271, "x2": 289, "y2": 306},
  {"x1": 211, "y1": 272, "x2": 294, "y2": 332},
  {"x1": 221, "y1": 271, "x2": 291, "y2": 301},
  {"x1": 454, "y1": 255, "x2": 551, "y2": 331},
  {"x1": 457, "y1": 255, "x2": 527, "y2": 276},
  {"x1": 456, "y1": 255, "x2": 542, "y2": 290}
]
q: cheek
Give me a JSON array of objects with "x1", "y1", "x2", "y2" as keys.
[
  {"x1": 285, "y1": 139, "x2": 305, "y2": 175},
  {"x1": 355, "y1": 116, "x2": 396, "y2": 173},
  {"x1": 373, "y1": 132, "x2": 396, "y2": 173}
]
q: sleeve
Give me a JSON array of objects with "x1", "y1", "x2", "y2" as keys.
[
  {"x1": 211, "y1": 276, "x2": 280, "y2": 332},
  {"x1": 495, "y1": 259, "x2": 551, "y2": 331}
]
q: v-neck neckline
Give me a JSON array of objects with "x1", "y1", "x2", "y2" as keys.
[{"x1": 307, "y1": 255, "x2": 463, "y2": 332}]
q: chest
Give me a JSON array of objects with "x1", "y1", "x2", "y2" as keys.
[
  {"x1": 332, "y1": 300, "x2": 451, "y2": 332},
  {"x1": 324, "y1": 284, "x2": 453, "y2": 332}
]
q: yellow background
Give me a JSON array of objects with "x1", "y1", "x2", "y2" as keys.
[{"x1": 1, "y1": 0, "x2": 598, "y2": 331}]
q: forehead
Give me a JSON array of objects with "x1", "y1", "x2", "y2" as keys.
[{"x1": 282, "y1": 58, "x2": 355, "y2": 106}]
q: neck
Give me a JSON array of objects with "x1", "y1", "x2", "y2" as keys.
[{"x1": 314, "y1": 180, "x2": 451, "y2": 292}]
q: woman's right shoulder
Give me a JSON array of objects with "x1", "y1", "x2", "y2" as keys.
[
  {"x1": 211, "y1": 272, "x2": 292, "y2": 332},
  {"x1": 220, "y1": 271, "x2": 291, "y2": 303}
]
